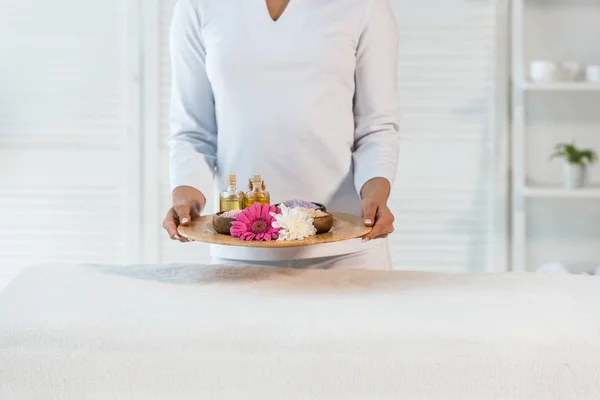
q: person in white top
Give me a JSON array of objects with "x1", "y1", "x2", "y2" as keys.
[{"x1": 162, "y1": 0, "x2": 400, "y2": 270}]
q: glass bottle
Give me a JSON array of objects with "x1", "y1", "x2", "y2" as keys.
[
  {"x1": 244, "y1": 174, "x2": 270, "y2": 207},
  {"x1": 219, "y1": 174, "x2": 244, "y2": 212}
]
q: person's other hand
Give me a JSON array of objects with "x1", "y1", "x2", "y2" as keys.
[
  {"x1": 162, "y1": 186, "x2": 206, "y2": 242},
  {"x1": 360, "y1": 178, "x2": 395, "y2": 242}
]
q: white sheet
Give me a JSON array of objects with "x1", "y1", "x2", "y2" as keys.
[{"x1": 1, "y1": 264, "x2": 599, "y2": 399}]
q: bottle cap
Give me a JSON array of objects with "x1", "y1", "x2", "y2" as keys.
[
  {"x1": 228, "y1": 174, "x2": 236, "y2": 186},
  {"x1": 251, "y1": 175, "x2": 262, "y2": 190}
]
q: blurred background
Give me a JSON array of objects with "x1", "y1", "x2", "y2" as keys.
[{"x1": 1, "y1": 0, "x2": 599, "y2": 288}]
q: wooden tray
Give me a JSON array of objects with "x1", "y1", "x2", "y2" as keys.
[{"x1": 178, "y1": 212, "x2": 371, "y2": 248}]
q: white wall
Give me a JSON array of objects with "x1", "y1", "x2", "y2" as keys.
[{"x1": 523, "y1": 0, "x2": 600, "y2": 271}]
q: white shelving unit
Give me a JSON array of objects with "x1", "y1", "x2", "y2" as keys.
[
  {"x1": 523, "y1": 82, "x2": 600, "y2": 92},
  {"x1": 523, "y1": 187, "x2": 600, "y2": 199},
  {"x1": 511, "y1": 0, "x2": 600, "y2": 272}
]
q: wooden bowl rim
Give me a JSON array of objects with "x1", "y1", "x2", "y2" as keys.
[{"x1": 313, "y1": 212, "x2": 332, "y2": 218}]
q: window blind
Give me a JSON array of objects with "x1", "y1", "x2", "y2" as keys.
[
  {"x1": 0, "y1": 0, "x2": 139, "y2": 281},
  {"x1": 388, "y1": 0, "x2": 505, "y2": 272},
  {"x1": 154, "y1": 0, "x2": 213, "y2": 263}
]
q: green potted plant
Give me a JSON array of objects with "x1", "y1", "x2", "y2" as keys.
[{"x1": 551, "y1": 142, "x2": 597, "y2": 189}]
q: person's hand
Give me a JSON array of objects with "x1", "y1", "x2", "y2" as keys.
[
  {"x1": 162, "y1": 186, "x2": 206, "y2": 242},
  {"x1": 360, "y1": 178, "x2": 395, "y2": 242}
]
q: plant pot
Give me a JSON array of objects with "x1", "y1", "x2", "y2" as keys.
[{"x1": 563, "y1": 163, "x2": 587, "y2": 189}]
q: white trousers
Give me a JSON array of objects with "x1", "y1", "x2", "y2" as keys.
[{"x1": 212, "y1": 240, "x2": 392, "y2": 271}]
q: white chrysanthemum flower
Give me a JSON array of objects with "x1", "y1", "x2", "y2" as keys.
[{"x1": 270, "y1": 204, "x2": 316, "y2": 241}]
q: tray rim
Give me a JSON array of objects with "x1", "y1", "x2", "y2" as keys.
[{"x1": 177, "y1": 212, "x2": 372, "y2": 248}]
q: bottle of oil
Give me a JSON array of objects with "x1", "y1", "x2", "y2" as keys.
[
  {"x1": 219, "y1": 174, "x2": 245, "y2": 212},
  {"x1": 244, "y1": 174, "x2": 270, "y2": 207}
]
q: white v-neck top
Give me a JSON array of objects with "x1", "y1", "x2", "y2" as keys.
[{"x1": 169, "y1": 0, "x2": 400, "y2": 261}]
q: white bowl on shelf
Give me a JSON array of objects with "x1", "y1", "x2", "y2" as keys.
[
  {"x1": 586, "y1": 65, "x2": 600, "y2": 82},
  {"x1": 560, "y1": 61, "x2": 585, "y2": 81},
  {"x1": 537, "y1": 262, "x2": 569, "y2": 275},
  {"x1": 529, "y1": 60, "x2": 559, "y2": 82}
]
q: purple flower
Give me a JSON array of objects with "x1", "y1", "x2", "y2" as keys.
[{"x1": 283, "y1": 199, "x2": 319, "y2": 210}]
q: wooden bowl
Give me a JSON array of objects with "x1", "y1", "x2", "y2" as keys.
[
  {"x1": 212, "y1": 212, "x2": 237, "y2": 235},
  {"x1": 313, "y1": 213, "x2": 334, "y2": 234}
]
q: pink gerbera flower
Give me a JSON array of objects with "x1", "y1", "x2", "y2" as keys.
[{"x1": 230, "y1": 203, "x2": 281, "y2": 241}]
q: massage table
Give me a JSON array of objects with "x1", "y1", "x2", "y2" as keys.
[{"x1": 1, "y1": 264, "x2": 599, "y2": 399}]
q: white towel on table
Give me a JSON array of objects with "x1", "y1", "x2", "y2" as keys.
[{"x1": 1, "y1": 264, "x2": 599, "y2": 400}]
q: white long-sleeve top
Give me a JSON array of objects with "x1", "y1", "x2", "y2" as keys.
[{"x1": 169, "y1": 0, "x2": 400, "y2": 261}]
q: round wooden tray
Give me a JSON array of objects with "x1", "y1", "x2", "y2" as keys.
[{"x1": 178, "y1": 212, "x2": 371, "y2": 248}]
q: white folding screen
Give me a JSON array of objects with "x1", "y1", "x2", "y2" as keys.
[
  {"x1": 389, "y1": 0, "x2": 508, "y2": 272},
  {"x1": 0, "y1": 0, "x2": 141, "y2": 283},
  {"x1": 142, "y1": 0, "x2": 214, "y2": 264},
  {"x1": 148, "y1": 0, "x2": 508, "y2": 272}
]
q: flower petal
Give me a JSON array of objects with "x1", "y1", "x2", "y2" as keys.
[
  {"x1": 230, "y1": 222, "x2": 247, "y2": 237},
  {"x1": 257, "y1": 204, "x2": 266, "y2": 220},
  {"x1": 236, "y1": 212, "x2": 251, "y2": 225},
  {"x1": 231, "y1": 221, "x2": 245, "y2": 229},
  {"x1": 249, "y1": 203, "x2": 262, "y2": 219}
]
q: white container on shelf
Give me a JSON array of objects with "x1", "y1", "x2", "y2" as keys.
[
  {"x1": 560, "y1": 61, "x2": 585, "y2": 81},
  {"x1": 563, "y1": 163, "x2": 588, "y2": 189},
  {"x1": 529, "y1": 60, "x2": 559, "y2": 82},
  {"x1": 586, "y1": 65, "x2": 600, "y2": 82}
]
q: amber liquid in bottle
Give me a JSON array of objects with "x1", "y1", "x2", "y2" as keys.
[
  {"x1": 244, "y1": 175, "x2": 270, "y2": 207},
  {"x1": 219, "y1": 174, "x2": 245, "y2": 212}
]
